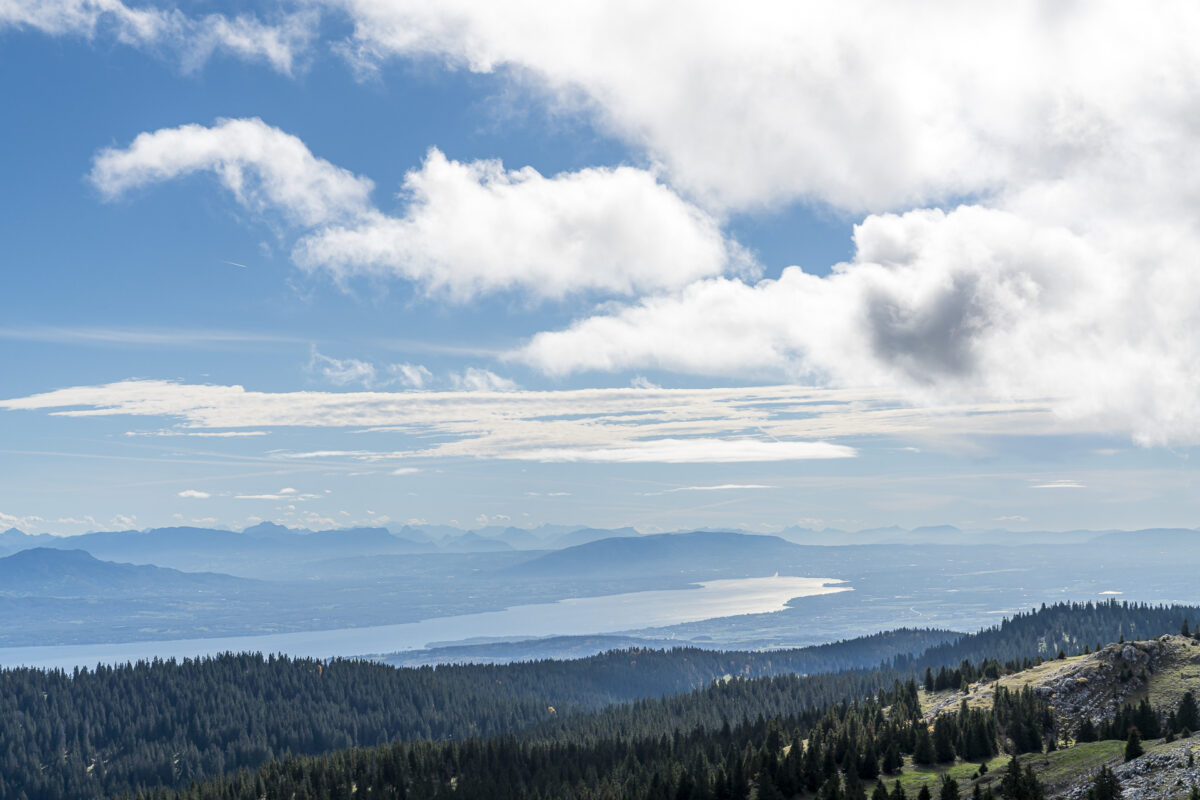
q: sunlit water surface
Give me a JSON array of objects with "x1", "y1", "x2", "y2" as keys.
[{"x1": 0, "y1": 575, "x2": 849, "y2": 670}]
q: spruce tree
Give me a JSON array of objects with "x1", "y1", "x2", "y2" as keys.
[
  {"x1": 1124, "y1": 728, "x2": 1143, "y2": 762},
  {"x1": 1179, "y1": 691, "x2": 1199, "y2": 733},
  {"x1": 882, "y1": 740, "x2": 903, "y2": 775},
  {"x1": 998, "y1": 755, "x2": 1045, "y2": 800},
  {"x1": 820, "y1": 773, "x2": 843, "y2": 800},
  {"x1": 933, "y1": 717, "x2": 956, "y2": 763},
  {"x1": 1085, "y1": 765, "x2": 1120, "y2": 800},
  {"x1": 913, "y1": 725, "x2": 936, "y2": 766}
]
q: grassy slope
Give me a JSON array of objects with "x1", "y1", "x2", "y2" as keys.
[
  {"x1": 905, "y1": 637, "x2": 1200, "y2": 797},
  {"x1": 1133, "y1": 637, "x2": 1200, "y2": 710},
  {"x1": 923, "y1": 636, "x2": 1200, "y2": 727}
]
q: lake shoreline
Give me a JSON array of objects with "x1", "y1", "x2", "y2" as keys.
[{"x1": 0, "y1": 575, "x2": 849, "y2": 670}]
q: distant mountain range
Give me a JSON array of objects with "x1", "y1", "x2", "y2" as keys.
[
  {"x1": 0, "y1": 522, "x2": 651, "y2": 572},
  {"x1": 507, "y1": 531, "x2": 808, "y2": 578},
  {"x1": 2, "y1": 524, "x2": 1199, "y2": 652},
  {"x1": 3, "y1": 522, "x2": 1196, "y2": 577},
  {"x1": 0, "y1": 548, "x2": 257, "y2": 597}
]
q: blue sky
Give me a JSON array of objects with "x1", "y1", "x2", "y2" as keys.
[{"x1": 3, "y1": 1, "x2": 1200, "y2": 536}]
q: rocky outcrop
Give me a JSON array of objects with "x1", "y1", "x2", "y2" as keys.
[
  {"x1": 1046, "y1": 639, "x2": 1165, "y2": 729},
  {"x1": 926, "y1": 636, "x2": 1197, "y2": 736},
  {"x1": 1058, "y1": 740, "x2": 1200, "y2": 799}
]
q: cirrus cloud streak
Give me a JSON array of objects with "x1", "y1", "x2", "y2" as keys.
[{"x1": 0, "y1": 379, "x2": 1070, "y2": 464}]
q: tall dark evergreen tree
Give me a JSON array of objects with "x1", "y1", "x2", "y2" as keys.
[
  {"x1": 912, "y1": 725, "x2": 936, "y2": 766},
  {"x1": 1178, "y1": 691, "x2": 1199, "y2": 733},
  {"x1": 1124, "y1": 729, "x2": 1143, "y2": 762},
  {"x1": 1086, "y1": 765, "x2": 1121, "y2": 800},
  {"x1": 997, "y1": 756, "x2": 1045, "y2": 800}
]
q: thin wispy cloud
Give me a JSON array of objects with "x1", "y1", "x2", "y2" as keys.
[
  {"x1": 235, "y1": 487, "x2": 320, "y2": 501},
  {"x1": 126, "y1": 430, "x2": 269, "y2": 438},
  {"x1": 0, "y1": 0, "x2": 315, "y2": 74},
  {"x1": 0, "y1": 325, "x2": 299, "y2": 348},
  {"x1": 643, "y1": 484, "x2": 777, "y2": 496},
  {"x1": 506, "y1": 440, "x2": 851, "y2": 464},
  {"x1": 0, "y1": 380, "x2": 1070, "y2": 465},
  {"x1": 1031, "y1": 480, "x2": 1086, "y2": 490}
]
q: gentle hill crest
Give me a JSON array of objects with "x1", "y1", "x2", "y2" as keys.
[
  {"x1": 506, "y1": 530, "x2": 807, "y2": 578},
  {"x1": 0, "y1": 547, "x2": 256, "y2": 597}
]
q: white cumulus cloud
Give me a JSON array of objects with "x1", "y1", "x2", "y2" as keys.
[
  {"x1": 317, "y1": 1, "x2": 1200, "y2": 447},
  {"x1": 91, "y1": 123, "x2": 745, "y2": 300},
  {"x1": 332, "y1": 1, "x2": 1200, "y2": 213},
  {"x1": 515, "y1": 204, "x2": 1200, "y2": 446},
  {"x1": 295, "y1": 148, "x2": 747, "y2": 299},
  {"x1": 91, "y1": 118, "x2": 374, "y2": 227}
]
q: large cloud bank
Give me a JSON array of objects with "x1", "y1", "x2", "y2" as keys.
[
  {"x1": 327, "y1": 0, "x2": 1200, "y2": 443},
  {"x1": 73, "y1": 2, "x2": 1200, "y2": 443}
]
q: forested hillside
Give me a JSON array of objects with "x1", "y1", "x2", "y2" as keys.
[
  {"x1": 125, "y1": 666, "x2": 1058, "y2": 800},
  {"x1": 2, "y1": 601, "x2": 1198, "y2": 800},
  {"x1": 137, "y1": 634, "x2": 1200, "y2": 800},
  {"x1": 0, "y1": 629, "x2": 949, "y2": 800}
]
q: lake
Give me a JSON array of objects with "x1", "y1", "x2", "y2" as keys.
[{"x1": 0, "y1": 575, "x2": 849, "y2": 670}]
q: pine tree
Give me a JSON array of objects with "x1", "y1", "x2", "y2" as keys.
[
  {"x1": 933, "y1": 717, "x2": 956, "y2": 763},
  {"x1": 1178, "y1": 691, "x2": 1199, "y2": 733},
  {"x1": 913, "y1": 726, "x2": 935, "y2": 766},
  {"x1": 939, "y1": 775, "x2": 959, "y2": 800},
  {"x1": 1124, "y1": 729, "x2": 1143, "y2": 762},
  {"x1": 998, "y1": 755, "x2": 1045, "y2": 800},
  {"x1": 820, "y1": 773, "x2": 843, "y2": 800},
  {"x1": 882, "y1": 740, "x2": 903, "y2": 775},
  {"x1": 1085, "y1": 765, "x2": 1120, "y2": 800}
]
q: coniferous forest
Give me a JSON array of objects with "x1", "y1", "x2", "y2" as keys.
[{"x1": 2, "y1": 600, "x2": 1199, "y2": 800}]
